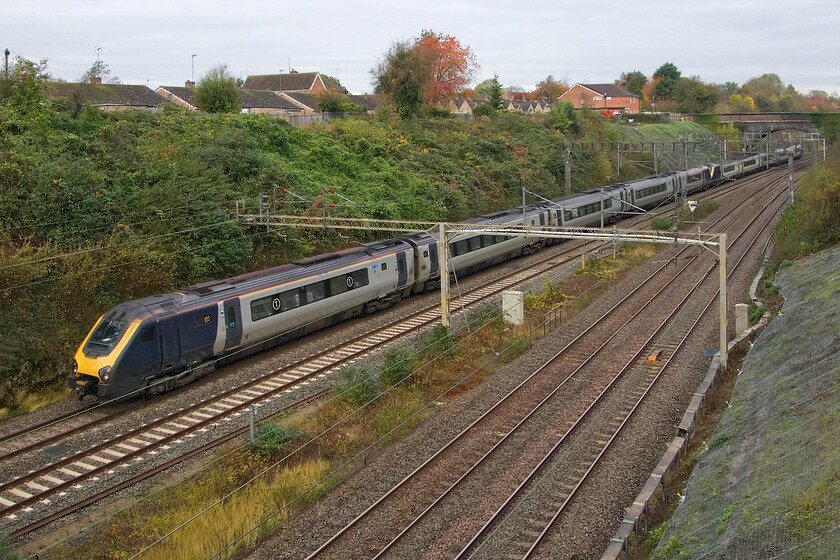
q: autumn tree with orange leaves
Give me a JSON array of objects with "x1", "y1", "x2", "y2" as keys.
[
  {"x1": 414, "y1": 30, "x2": 479, "y2": 104},
  {"x1": 372, "y1": 31, "x2": 478, "y2": 117}
]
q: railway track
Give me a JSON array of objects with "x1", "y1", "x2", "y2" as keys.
[
  {"x1": 297, "y1": 166, "x2": 804, "y2": 559},
  {"x1": 0, "y1": 162, "x2": 787, "y2": 458},
  {"x1": 0, "y1": 163, "x2": 805, "y2": 546}
]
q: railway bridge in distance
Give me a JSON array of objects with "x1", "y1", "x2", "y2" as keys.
[{"x1": 684, "y1": 112, "x2": 821, "y2": 137}]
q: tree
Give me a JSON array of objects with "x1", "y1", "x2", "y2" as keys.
[
  {"x1": 0, "y1": 56, "x2": 50, "y2": 109},
  {"x1": 652, "y1": 62, "x2": 681, "y2": 100},
  {"x1": 414, "y1": 30, "x2": 479, "y2": 104},
  {"x1": 672, "y1": 77, "x2": 721, "y2": 113},
  {"x1": 530, "y1": 75, "x2": 569, "y2": 102},
  {"x1": 372, "y1": 39, "x2": 433, "y2": 118},
  {"x1": 372, "y1": 31, "x2": 478, "y2": 117},
  {"x1": 194, "y1": 64, "x2": 241, "y2": 113},
  {"x1": 616, "y1": 71, "x2": 646, "y2": 97},
  {"x1": 474, "y1": 78, "x2": 497, "y2": 96},
  {"x1": 317, "y1": 90, "x2": 347, "y2": 113},
  {"x1": 729, "y1": 94, "x2": 756, "y2": 112},
  {"x1": 78, "y1": 59, "x2": 120, "y2": 84},
  {"x1": 487, "y1": 74, "x2": 504, "y2": 110},
  {"x1": 722, "y1": 81, "x2": 739, "y2": 96}
]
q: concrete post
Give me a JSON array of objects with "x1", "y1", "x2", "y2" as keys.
[
  {"x1": 788, "y1": 153, "x2": 795, "y2": 204},
  {"x1": 565, "y1": 148, "x2": 571, "y2": 197},
  {"x1": 502, "y1": 290, "x2": 525, "y2": 326},
  {"x1": 735, "y1": 303, "x2": 749, "y2": 335}
]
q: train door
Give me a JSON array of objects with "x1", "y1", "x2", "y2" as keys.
[
  {"x1": 428, "y1": 243, "x2": 439, "y2": 276},
  {"x1": 396, "y1": 252, "x2": 408, "y2": 288},
  {"x1": 223, "y1": 298, "x2": 243, "y2": 351},
  {"x1": 160, "y1": 319, "x2": 180, "y2": 372}
]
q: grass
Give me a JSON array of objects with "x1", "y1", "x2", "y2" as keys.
[
  {"x1": 0, "y1": 387, "x2": 68, "y2": 420},
  {"x1": 34, "y1": 241, "x2": 660, "y2": 560}
]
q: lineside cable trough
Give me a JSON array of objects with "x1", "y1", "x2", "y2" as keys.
[{"x1": 235, "y1": 211, "x2": 730, "y2": 372}]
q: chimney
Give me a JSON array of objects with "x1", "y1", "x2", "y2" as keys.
[
  {"x1": 90, "y1": 76, "x2": 102, "y2": 85},
  {"x1": 185, "y1": 80, "x2": 196, "y2": 88},
  {"x1": 290, "y1": 68, "x2": 298, "y2": 74}
]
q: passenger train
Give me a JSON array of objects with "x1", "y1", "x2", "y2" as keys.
[{"x1": 68, "y1": 145, "x2": 802, "y2": 400}]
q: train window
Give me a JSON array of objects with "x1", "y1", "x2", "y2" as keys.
[
  {"x1": 381, "y1": 262, "x2": 388, "y2": 270},
  {"x1": 140, "y1": 326, "x2": 156, "y2": 343},
  {"x1": 468, "y1": 236, "x2": 481, "y2": 251},
  {"x1": 251, "y1": 288, "x2": 303, "y2": 321},
  {"x1": 450, "y1": 240, "x2": 469, "y2": 256},
  {"x1": 227, "y1": 307, "x2": 236, "y2": 328},
  {"x1": 304, "y1": 282, "x2": 327, "y2": 304},
  {"x1": 329, "y1": 268, "x2": 370, "y2": 297},
  {"x1": 86, "y1": 319, "x2": 128, "y2": 351},
  {"x1": 423, "y1": 250, "x2": 429, "y2": 258},
  {"x1": 480, "y1": 235, "x2": 494, "y2": 247},
  {"x1": 251, "y1": 298, "x2": 274, "y2": 321}
]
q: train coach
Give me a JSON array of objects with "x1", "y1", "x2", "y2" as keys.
[{"x1": 67, "y1": 145, "x2": 803, "y2": 400}]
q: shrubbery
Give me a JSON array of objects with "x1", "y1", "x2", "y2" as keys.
[{"x1": 0, "y1": 61, "x2": 687, "y2": 411}]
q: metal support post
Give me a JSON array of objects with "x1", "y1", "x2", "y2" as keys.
[
  {"x1": 813, "y1": 139, "x2": 818, "y2": 168},
  {"x1": 249, "y1": 404, "x2": 257, "y2": 441},
  {"x1": 719, "y1": 233, "x2": 728, "y2": 372},
  {"x1": 522, "y1": 186, "x2": 527, "y2": 227},
  {"x1": 766, "y1": 137, "x2": 770, "y2": 169},
  {"x1": 438, "y1": 223, "x2": 450, "y2": 328},
  {"x1": 684, "y1": 139, "x2": 688, "y2": 171},
  {"x1": 653, "y1": 143, "x2": 658, "y2": 175},
  {"x1": 617, "y1": 141, "x2": 622, "y2": 176},
  {"x1": 600, "y1": 189, "x2": 604, "y2": 228},
  {"x1": 788, "y1": 154, "x2": 795, "y2": 204},
  {"x1": 565, "y1": 148, "x2": 571, "y2": 197},
  {"x1": 823, "y1": 139, "x2": 827, "y2": 162},
  {"x1": 723, "y1": 138, "x2": 728, "y2": 161}
]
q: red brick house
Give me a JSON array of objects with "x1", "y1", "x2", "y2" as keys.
[{"x1": 558, "y1": 83, "x2": 640, "y2": 113}]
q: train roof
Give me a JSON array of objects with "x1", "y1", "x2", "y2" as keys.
[{"x1": 127, "y1": 238, "x2": 414, "y2": 318}]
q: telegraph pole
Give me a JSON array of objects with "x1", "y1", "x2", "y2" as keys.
[
  {"x1": 564, "y1": 147, "x2": 571, "y2": 197},
  {"x1": 3, "y1": 48, "x2": 9, "y2": 79}
]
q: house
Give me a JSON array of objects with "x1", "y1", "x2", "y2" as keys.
[
  {"x1": 47, "y1": 78, "x2": 170, "y2": 111},
  {"x1": 155, "y1": 82, "x2": 302, "y2": 115},
  {"x1": 279, "y1": 91, "x2": 380, "y2": 114},
  {"x1": 155, "y1": 82, "x2": 199, "y2": 110},
  {"x1": 239, "y1": 90, "x2": 302, "y2": 115},
  {"x1": 242, "y1": 71, "x2": 346, "y2": 95},
  {"x1": 558, "y1": 84, "x2": 640, "y2": 113}
]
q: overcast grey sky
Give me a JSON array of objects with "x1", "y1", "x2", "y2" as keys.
[{"x1": 4, "y1": 0, "x2": 839, "y2": 95}]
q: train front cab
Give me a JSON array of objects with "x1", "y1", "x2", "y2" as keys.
[{"x1": 68, "y1": 313, "x2": 147, "y2": 400}]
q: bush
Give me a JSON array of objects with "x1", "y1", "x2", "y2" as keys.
[
  {"x1": 380, "y1": 347, "x2": 417, "y2": 386},
  {"x1": 464, "y1": 302, "x2": 502, "y2": 330},
  {"x1": 248, "y1": 422, "x2": 303, "y2": 458},
  {"x1": 335, "y1": 364, "x2": 380, "y2": 406},
  {"x1": 472, "y1": 103, "x2": 495, "y2": 118},
  {"x1": 651, "y1": 216, "x2": 675, "y2": 231},
  {"x1": 418, "y1": 325, "x2": 456, "y2": 354}
]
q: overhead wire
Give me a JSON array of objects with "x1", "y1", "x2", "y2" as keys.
[
  {"x1": 0, "y1": 228, "x2": 270, "y2": 294},
  {"x1": 2, "y1": 205, "x2": 228, "y2": 244},
  {"x1": 0, "y1": 219, "x2": 240, "y2": 272}
]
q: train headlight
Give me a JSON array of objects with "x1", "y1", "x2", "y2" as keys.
[
  {"x1": 99, "y1": 366, "x2": 112, "y2": 382},
  {"x1": 72, "y1": 359, "x2": 78, "y2": 375}
]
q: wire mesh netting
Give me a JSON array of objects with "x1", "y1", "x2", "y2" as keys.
[{"x1": 655, "y1": 245, "x2": 840, "y2": 559}]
